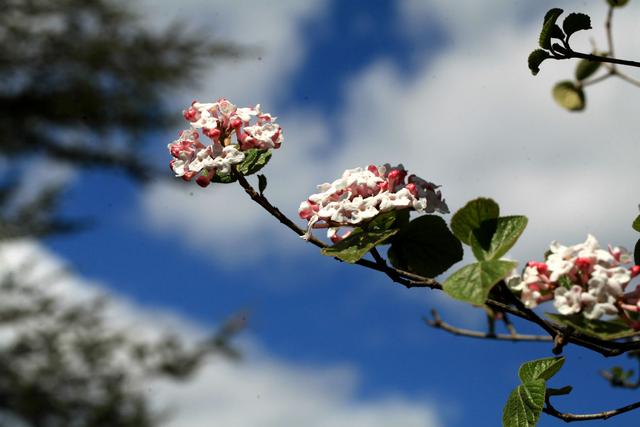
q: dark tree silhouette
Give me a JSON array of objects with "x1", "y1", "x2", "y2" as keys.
[{"x1": 0, "y1": 0, "x2": 239, "y2": 238}]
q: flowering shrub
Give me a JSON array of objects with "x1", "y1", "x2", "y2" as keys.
[
  {"x1": 509, "y1": 235, "x2": 640, "y2": 326},
  {"x1": 168, "y1": 98, "x2": 282, "y2": 187},
  {"x1": 166, "y1": 5, "x2": 640, "y2": 424},
  {"x1": 298, "y1": 164, "x2": 448, "y2": 241}
]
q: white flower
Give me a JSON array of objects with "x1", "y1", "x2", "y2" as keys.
[
  {"x1": 169, "y1": 98, "x2": 282, "y2": 187},
  {"x1": 299, "y1": 164, "x2": 447, "y2": 241},
  {"x1": 553, "y1": 286, "x2": 584, "y2": 315}
]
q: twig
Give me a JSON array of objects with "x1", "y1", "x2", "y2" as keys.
[
  {"x1": 234, "y1": 172, "x2": 640, "y2": 357},
  {"x1": 232, "y1": 172, "x2": 439, "y2": 289},
  {"x1": 544, "y1": 396, "x2": 640, "y2": 422},
  {"x1": 425, "y1": 309, "x2": 552, "y2": 342}
]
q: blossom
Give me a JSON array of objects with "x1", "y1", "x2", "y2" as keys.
[
  {"x1": 510, "y1": 234, "x2": 639, "y2": 323},
  {"x1": 298, "y1": 164, "x2": 448, "y2": 241},
  {"x1": 168, "y1": 98, "x2": 283, "y2": 186}
]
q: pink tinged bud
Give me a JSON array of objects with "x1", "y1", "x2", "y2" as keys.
[
  {"x1": 170, "y1": 145, "x2": 183, "y2": 158},
  {"x1": 405, "y1": 183, "x2": 417, "y2": 196},
  {"x1": 183, "y1": 107, "x2": 199, "y2": 122},
  {"x1": 575, "y1": 257, "x2": 593, "y2": 271},
  {"x1": 631, "y1": 265, "x2": 640, "y2": 278},
  {"x1": 203, "y1": 128, "x2": 220, "y2": 139},
  {"x1": 182, "y1": 171, "x2": 196, "y2": 181},
  {"x1": 367, "y1": 165, "x2": 379, "y2": 175},
  {"x1": 377, "y1": 181, "x2": 389, "y2": 192},
  {"x1": 536, "y1": 262, "x2": 548, "y2": 275},
  {"x1": 230, "y1": 118, "x2": 243, "y2": 128},
  {"x1": 196, "y1": 174, "x2": 211, "y2": 188}
]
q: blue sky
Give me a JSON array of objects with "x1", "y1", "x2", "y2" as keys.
[{"x1": 16, "y1": 0, "x2": 640, "y2": 425}]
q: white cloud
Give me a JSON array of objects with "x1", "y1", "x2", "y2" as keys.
[
  {"x1": 0, "y1": 240, "x2": 443, "y2": 427},
  {"x1": 137, "y1": 0, "x2": 329, "y2": 107},
  {"x1": 142, "y1": 1, "x2": 640, "y2": 266},
  {"x1": 335, "y1": 2, "x2": 640, "y2": 262}
]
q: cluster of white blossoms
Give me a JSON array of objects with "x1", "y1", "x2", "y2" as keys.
[
  {"x1": 298, "y1": 164, "x2": 449, "y2": 242},
  {"x1": 508, "y1": 235, "x2": 640, "y2": 324},
  {"x1": 168, "y1": 98, "x2": 283, "y2": 187}
]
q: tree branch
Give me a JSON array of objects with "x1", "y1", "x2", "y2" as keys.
[
  {"x1": 234, "y1": 171, "x2": 640, "y2": 358},
  {"x1": 544, "y1": 396, "x2": 640, "y2": 422},
  {"x1": 425, "y1": 309, "x2": 552, "y2": 342}
]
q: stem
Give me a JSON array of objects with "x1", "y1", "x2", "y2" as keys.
[
  {"x1": 544, "y1": 396, "x2": 640, "y2": 422},
  {"x1": 426, "y1": 309, "x2": 552, "y2": 342},
  {"x1": 234, "y1": 173, "x2": 640, "y2": 357}
]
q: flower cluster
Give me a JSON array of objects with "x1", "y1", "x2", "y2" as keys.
[
  {"x1": 508, "y1": 235, "x2": 640, "y2": 324},
  {"x1": 298, "y1": 164, "x2": 449, "y2": 242},
  {"x1": 168, "y1": 98, "x2": 283, "y2": 187}
]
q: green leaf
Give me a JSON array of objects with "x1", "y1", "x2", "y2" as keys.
[
  {"x1": 443, "y1": 259, "x2": 517, "y2": 305},
  {"x1": 546, "y1": 386, "x2": 573, "y2": 396},
  {"x1": 257, "y1": 174, "x2": 267, "y2": 195},
  {"x1": 368, "y1": 209, "x2": 410, "y2": 232},
  {"x1": 552, "y1": 81, "x2": 585, "y2": 111},
  {"x1": 528, "y1": 49, "x2": 551, "y2": 76},
  {"x1": 451, "y1": 198, "x2": 500, "y2": 245},
  {"x1": 562, "y1": 13, "x2": 592, "y2": 40},
  {"x1": 388, "y1": 215, "x2": 463, "y2": 278},
  {"x1": 633, "y1": 215, "x2": 640, "y2": 232},
  {"x1": 607, "y1": 0, "x2": 630, "y2": 7},
  {"x1": 211, "y1": 172, "x2": 236, "y2": 184},
  {"x1": 539, "y1": 8, "x2": 564, "y2": 49},
  {"x1": 470, "y1": 216, "x2": 528, "y2": 261},
  {"x1": 237, "y1": 149, "x2": 272, "y2": 176},
  {"x1": 320, "y1": 228, "x2": 399, "y2": 263},
  {"x1": 518, "y1": 356, "x2": 565, "y2": 382},
  {"x1": 634, "y1": 239, "x2": 640, "y2": 265},
  {"x1": 502, "y1": 380, "x2": 546, "y2": 427},
  {"x1": 575, "y1": 58, "x2": 601, "y2": 81},
  {"x1": 546, "y1": 313, "x2": 639, "y2": 340}
]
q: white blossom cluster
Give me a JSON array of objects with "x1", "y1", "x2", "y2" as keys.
[
  {"x1": 508, "y1": 235, "x2": 640, "y2": 323},
  {"x1": 168, "y1": 98, "x2": 283, "y2": 187},
  {"x1": 298, "y1": 164, "x2": 448, "y2": 242}
]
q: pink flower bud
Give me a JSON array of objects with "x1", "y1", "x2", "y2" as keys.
[
  {"x1": 631, "y1": 265, "x2": 640, "y2": 278},
  {"x1": 203, "y1": 128, "x2": 221, "y2": 139},
  {"x1": 196, "y1": 174, "x2": 211, "y2": 188}
]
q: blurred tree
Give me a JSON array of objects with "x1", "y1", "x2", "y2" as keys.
[
  {"x1": 0, "y1": 0, "x2": 244, "y2": 425},
  {"x1": 0, "y1": 262, "x2": 244, "y2": 427},
  {"x1": 0, "y1": 0, "x2": 238, "y2": 238}
]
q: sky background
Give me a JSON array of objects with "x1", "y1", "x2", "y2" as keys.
[{"x1": 6, "y1": 0, "x2": 640, "y2": 425}]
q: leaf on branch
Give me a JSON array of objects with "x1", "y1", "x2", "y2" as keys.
[
  {"x1": 257, "y1": 174, "x2": 267, "y2": 195},
  {"x1": 633, "y1": 215, "x2": 640, "y2": 232},
  {"x1": 528, "y1": 49, "x2": 551, "y2": 76},
  {"x1": 546, "y1": 385, "x2": 573, "y2": 396},
  {"x1": 211, "y1": 172, "x2": 236, "y2": 183},
  {"x1": 562, "y1": 13, "x2": 592, "y2": 41},
  {"x1": 451, "y1": 198, "x2": 499, "y2": 245},
  {"x1": 320, "y1": 210, "x2": 407, "y2": 263},
  {"x1": 575, "y1": 58, "x2": 602, "y2": 81},
  {"x1": 320, "y1": 227, "x2": 399, "y2": 263},
  {"x1": 546, "y1": 313, "x2": 639, "y2": 340},
  {"x1": 552, "y1": 81, "x2": 585, "y2": 111},
  {"x1": 634, "y1": 239, "x2": 640, "y2": 265},
  {"x1": 470, "y1": 215, "x2": 528, "y2": 261},
  {"x1": 237, "y1": 149, "x2": 272, "y2": 176},
  {"x1": 607, "y1": 0, "x2": 630, "y2": 7},
  {"x1": 388, "y1": 215, "x2": 463, "y2": 278},
  {"x1": 518, "y1": 356, "x2": 565, "y2": 382},
  {"x1": 539, "y1": 8, "x2": 565, "y2": 50},
  {"x1": 443, "y1": 259, "x2": 517, "y2": 305},
  {"x1": 502, "y1": 380, "x2": 546, "y2": 427}
]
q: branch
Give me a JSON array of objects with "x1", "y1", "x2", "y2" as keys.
[
  {"x1": 425, "y1": 309, "x2": 552, "y2": 342},
  {"x1": 233, "y1": 172, "x2": 440, "y2": 290},
  {"x1": 544, "y1": 396, "x2": 640, "y2": 422},
  {"x1": 234, "y1": 171, "x2": 640, "y2": 357}
]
